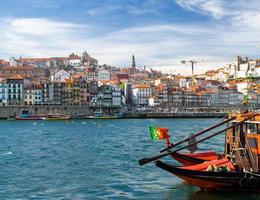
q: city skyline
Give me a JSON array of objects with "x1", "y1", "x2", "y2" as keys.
[{"x1": 0, "y1": 0, "x2": 260, "y2": 74}]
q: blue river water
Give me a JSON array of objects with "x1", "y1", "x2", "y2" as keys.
[{"x1": 0, "y1": 118, "x2": 260, "y2": 200}]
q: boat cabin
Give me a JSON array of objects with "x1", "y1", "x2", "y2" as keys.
[{"x1": 225, "y1": 113, "x2": 260, "y2": 172}]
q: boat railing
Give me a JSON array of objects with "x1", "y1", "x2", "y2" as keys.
[
  {"x1": 230, "y1": 136, "x2": 253, "y2": 171},
  {"x1": 245, "y1": 137, "x2": 257, "y2": 171}
]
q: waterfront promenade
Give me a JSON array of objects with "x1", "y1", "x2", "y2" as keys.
[{"x1": 0, "y1": 105, "x2": 226, "y2": 119}]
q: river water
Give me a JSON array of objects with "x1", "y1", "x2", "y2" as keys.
[{"x1": 0, "y1": 118, "x2": 259, "y2": 199}]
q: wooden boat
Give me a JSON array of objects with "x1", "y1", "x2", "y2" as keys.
[
  {"x1": 15, "y1": 110, "x2": 45, "y2": 120},
  {"x1": 140, "y1": 112, "x2": 260, "y2": 191},
  {"x1": 15, "y1": 116, "x2": 45, "y2": 120},
  {"x1": 86, "y1": 115, "x2": 119, "y2": 119},
  {"x1": 44, "y1": 114, "x2": 71, "y2": 120},
  {"x1": 86, "y1": 112, "x2": 123, "y2": 119},
  {"x1": 170, "y1": 150, "x2": 219, "y2": 166},
  {"x1": 155, "y1": 159, "x2": 260, "y2": 191}
]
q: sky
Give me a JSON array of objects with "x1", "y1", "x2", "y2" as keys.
[{"x1": 0, "y1": 0, "x2": 260, "y2": 75}]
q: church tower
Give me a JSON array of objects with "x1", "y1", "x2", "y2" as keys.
[{"x1": 132, "y1": 54, "x2": 136, "y2": 69}]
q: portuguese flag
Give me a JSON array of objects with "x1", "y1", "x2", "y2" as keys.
[{"x1": 149, "y1": 126, "x2": 169, "y2": 141}]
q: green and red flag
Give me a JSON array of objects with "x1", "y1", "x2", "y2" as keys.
[{"x1": 149, "y1": 126, "x2": 169, "y2": 141}]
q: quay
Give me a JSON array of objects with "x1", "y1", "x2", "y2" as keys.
[
  {"x1": 0, "y1": 105, "x2": 226, "y2": 119},
  {"x1": 125, "y1": 111, "x2": 226, "y2": 118}
]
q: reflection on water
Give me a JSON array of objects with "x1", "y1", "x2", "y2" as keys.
[
  {"x1": 165, "y1": 183, "x2": 197, "y2": 200},
  {"x1": 164, "y1": 182, "x2": 260, "y2": 200},
  {"x1": 188, "y1": 190, "x2": 260, "y2": 200}
]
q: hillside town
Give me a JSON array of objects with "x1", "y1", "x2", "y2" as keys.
[{"x1": 0, "y1": 52, "x2": 259, "y2": 115}]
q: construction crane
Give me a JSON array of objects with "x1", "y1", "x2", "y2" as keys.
[
  {"x1": 181, "y1": 60, "x2": 205, "y2": 87},
  {"x1": 145, "y1": 59, "x2": 223, "y2": 84}
]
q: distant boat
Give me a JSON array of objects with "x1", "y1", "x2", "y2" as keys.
[
  {"x1": 14, "y1": 111, "x2": 71, "y2": 120},
  {"x1": 7, "y1": 117, "x2": 16, "y2": 121},
  {"x1": 15, "y1": 110, "x2": 45, "y2": 120},
  {"x1": 44, "y1": 114, "x2": 71, "y2": 120},
  {"x1": 87, "y1": 112, "x2": 124, "y2": 119}
]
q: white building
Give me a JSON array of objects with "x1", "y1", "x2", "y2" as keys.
[
  {"x1": 24, "y1": 87, "x2": 42, "y2": 105},
  {"x1": 236, "y1": 82, "x2": 249, "y2": 95},
  {"x1": 68, "y1": 55, "x2": 81, "y2": 66},
  {"x1": 9, "y1": 57, "x2": 18, "y2": 67},
  {"x1": 98, "y1": 70, "x2": 110, "y2": 81},
  {"x1": 51, "y1": 70, "x2": 70, "y2": 82},
  {"x1": 0, "y1": 80, "x2": 7, "y2": 105},
  {"x1": 178, "y1": 78, "x2": 191, "y2": 89},
  {"x1": 132, "y1": 84, "x2": 153, "y2": 106},
  {"x1": 6, "y1": 77, "x2": 24, "y2": 105},
  {"x1": 112, "y1": 85, "x2": 122, "y2": 106},
  {"x1": 255, "y1": 66, "x2": 260, "y2": 77},
  {"x1": 237, "y1": 63, "x2": 249, "y2": 78},
  {"x1": 86, "y1": 71, "x2": 98, "y2": 81},
  {"x1": 148, "y1": 97, "x2": 159, "y2": 107},
  {"x1": 233, "y1": 56, "x2": 258, "y2": 78}
]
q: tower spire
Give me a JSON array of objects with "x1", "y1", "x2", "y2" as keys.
[{"x1": 132, "y1": 54, "x2": 136, "y2": 69}]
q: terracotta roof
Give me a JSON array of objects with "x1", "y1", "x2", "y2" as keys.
[
  {"x1": 7, "y1": 74, "x2": 24, "y2": 80},
  {"x1": 0, "y1": 66, "x2": 35, "y2": 70},
  {"x1": 133, "y1": 84, "x2": 151, "y2": 89},
  {"x1": 68, "y1": 55, "x2": 81, "y2": 60},
  {"x1": 50, "y1": 57, "x2": 68, "y2": 61},
  {"x1": 18, "y1": 58, "x2": 52, "y2": 62},
  {"x1": 99, "y1": 79, "x2": 118, "y2": 85},
  {"x1": 72, "y1": 72, "x2": 85, "y2": 79}
]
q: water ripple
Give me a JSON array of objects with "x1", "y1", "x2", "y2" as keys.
[{"x1": 0, "y1": 118, "x2": 252, "y2": 199}]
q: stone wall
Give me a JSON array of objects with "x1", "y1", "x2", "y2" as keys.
[{"x1": 0, "y1": 105, "x2": 92, "y2": 119}]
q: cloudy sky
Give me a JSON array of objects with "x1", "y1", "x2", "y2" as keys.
[{"x1": 0, "y1": 0, "x2": 260, "y2": 74}]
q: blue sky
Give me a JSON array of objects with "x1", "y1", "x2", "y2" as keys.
[{"x1": 1, "y1": 0, "x2": 260, "y2": 74}]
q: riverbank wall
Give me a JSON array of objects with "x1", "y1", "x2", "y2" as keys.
[
  {"x1": 0, "y1": 105, "x2": 92, "y2": 119},
  {"x1": 125, "y1": 112, "x2": 226, "y2": 118},
  {"x1": 0, "y1": 105, "x2": 227, "y2": 119}
]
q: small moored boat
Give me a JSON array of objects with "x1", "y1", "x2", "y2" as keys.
[
  {"x1": 87, "y1": 111, "x2": 123, "y2": 119},
  {"x1": 15, "y1": 110, "x2": 45, "y2": 120},
  {"x1": 44, "y1": 114, "x2": 71, "y2": 120}
]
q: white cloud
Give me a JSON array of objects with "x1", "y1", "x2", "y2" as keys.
[
  {"x1": 176, "y1": 0, "x2": 260, "y2": 29},
  {"x1": 0, "y1": 17, "x2": 260, "y2": 75},
  {"x1": 232, "y1": 12, "x2": 260, "y2": 30},
  {"x1": 175, "y1": 0, "x2": 225, "y2": 19},
  {"x1": 8, "y1": 18, "x2": 81, "y2": 35}
]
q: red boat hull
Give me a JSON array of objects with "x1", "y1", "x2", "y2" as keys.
[
  {"x1": 170, "y1": 151, "x2": 218, "y2": 166},
  {"x1": 155, "y1": 160, "x2": 260, "y2": 191}
]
